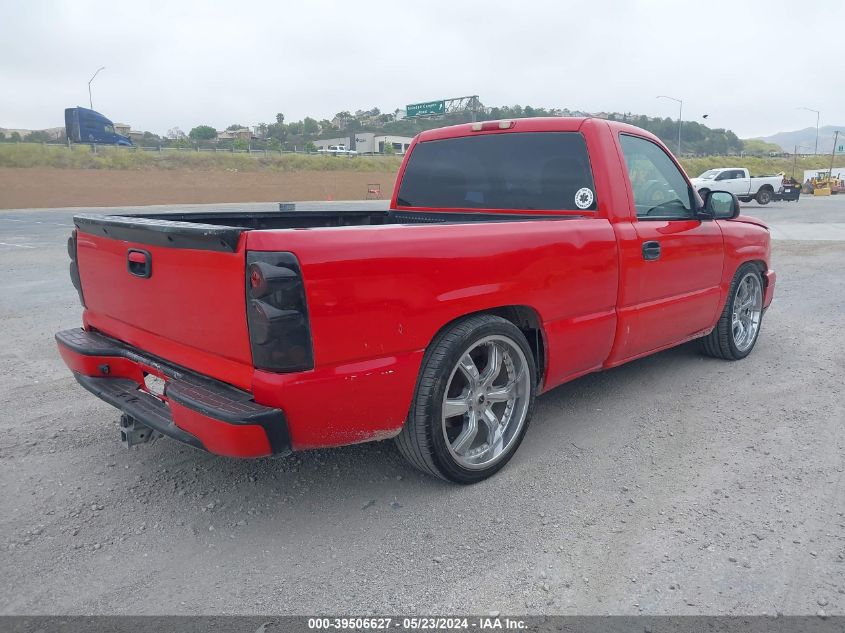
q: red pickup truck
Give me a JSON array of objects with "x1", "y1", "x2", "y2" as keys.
[{"x1": 56, "y1": 117, "x2": 775, "y2": 483}]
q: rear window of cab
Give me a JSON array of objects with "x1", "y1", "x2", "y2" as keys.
[{"x1": 396, "y1": 132, "x2": 597, "y2": 212}]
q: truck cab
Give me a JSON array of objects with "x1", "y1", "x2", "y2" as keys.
[{"x1": 64, "y1": 107, "x2": 133, "y2": 146}]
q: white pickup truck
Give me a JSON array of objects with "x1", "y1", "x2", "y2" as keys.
[
  {"x1": 317, "y1": 144, "x2": 358, "y2": 157},
  {"x1": 690, "y1": 168, "x2": 783, "y2": 205}
]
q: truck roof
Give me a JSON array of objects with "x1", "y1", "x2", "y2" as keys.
[
  {"x1": 418, "y1": 117, "x2": 588, "y2": 142},
  {"x1": 416, "y1": 117, "x2": 665, "y2": 147}
]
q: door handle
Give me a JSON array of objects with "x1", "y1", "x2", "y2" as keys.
[
  {"x1": 642, "y1": 240, "x2": 661, "y2": 261},
  {"x1": 127, "y1": 248, "x2": 152, "y2": 278}
]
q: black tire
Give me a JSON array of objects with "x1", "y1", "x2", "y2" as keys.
[
  {"x1": 755, "y1": 187, "x2": 773, "y2": 205},
  {"x1": 395, "y1": 314, "x2": 537, "y2": 483},
  {"x1": 701, "y1": 263, "x2": 764, "y2": 360}
]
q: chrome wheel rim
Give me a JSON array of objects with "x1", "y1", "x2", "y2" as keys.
[
  {"x1": 732, "y1": 272, "x2": 763, "y2": 352},
  {"x1": 441, "y1": 335, "x2": 531, "y2": 470}
]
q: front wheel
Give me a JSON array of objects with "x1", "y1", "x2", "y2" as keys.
[
  {"x1": 395, "y1": 315, "x2": 536, "y2": 483},
  {"x1": 701, "y1": 264, "x2": 764, "y2": 360},
  {"x1": 756, "y1": 188, "x2": 773, "y2": 205}
]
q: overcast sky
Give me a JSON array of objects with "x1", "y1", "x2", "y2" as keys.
[{"x1": 2, "y1": 0, "x2": 842, "y2": 138}]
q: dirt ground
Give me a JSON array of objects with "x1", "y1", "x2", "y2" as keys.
[{"x1": 0, "y1": 168, "x2": 399, "y2": 209}]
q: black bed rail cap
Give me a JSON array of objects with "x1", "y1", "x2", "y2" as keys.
[{"x1": 73, "y1": 213, "x2": 243, "y2": 252}]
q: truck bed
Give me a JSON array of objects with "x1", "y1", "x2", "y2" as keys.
[{"x1": 74, "y1": 209, "x2": 576, "y2": 252}]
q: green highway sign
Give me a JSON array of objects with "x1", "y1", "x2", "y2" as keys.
[{"x1": 406, "y1": 100, "x2": 446, "y2": 118}]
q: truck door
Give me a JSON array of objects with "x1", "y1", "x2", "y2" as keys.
[
  {"x1": 610, "y1": 134, "x2": 725, "y2": 361},
  {"x1": 716, "y1": 169, "x2": 750, "y2": 195}
]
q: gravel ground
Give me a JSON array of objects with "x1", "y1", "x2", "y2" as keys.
[{"x1": 0, "y1": 202, "x2": 843, "y2": 615}]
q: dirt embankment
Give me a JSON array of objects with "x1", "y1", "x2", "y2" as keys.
[{"x1": 0, "y1": 167, "x2": 399, "y2": 209}]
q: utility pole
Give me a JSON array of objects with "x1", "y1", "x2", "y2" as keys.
[
  {"x1": 798, "y1": 107, "x2": 820, "y2": 155},
  {"x1": 657, "y1": 95, "x2": 683, "y2": 155},
  {"x1": 88, "y1": 66, "x2": 106, "y2": 110}
]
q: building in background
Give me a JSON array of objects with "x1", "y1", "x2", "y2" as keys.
[
  {"x1": 313, "y1": 136, "x2": 352, "y2": 151},
  {"x1": 217, "y1": 127, "x2": 253, "y2": 141},
  {"x1": 352, "y1": 133, "x2": 414, "y2": 154}
]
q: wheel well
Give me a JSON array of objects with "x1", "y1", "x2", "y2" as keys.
[
  {"x1": 431, "y1": 306, "x2": 547, "y2": 386},
  {"x1": 747, "y1": 258, "x2": 768, "y2": 283},
  {"x1": 758, "y1": 185, "x2": 774, "y2": 192}
]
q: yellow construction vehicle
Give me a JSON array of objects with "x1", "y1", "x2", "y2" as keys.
[
  {"x1": 813, "y1": 130, "x2": 844, "y2": 195},
  {"x1": 809, "y1": 170, "x2": 844, "y2": 196}
]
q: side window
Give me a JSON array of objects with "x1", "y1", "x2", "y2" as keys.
[
  {"x1": 618, "y1": 134, "x2": 694, "y2": 219},
  {"x1": 716, "y1": 171, "x2": 731, "y2": 181}
]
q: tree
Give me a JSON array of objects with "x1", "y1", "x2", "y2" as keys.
[
  {"x1": 275, "y1": 113, "x2": 285, "y2": 125},
  {"x1": 227, "y1": 123, "x2": 245, "y2": 131},
  {"x1": 24, "y1": 130, "x2": 51, "y2": 142},
  {"x1": 266, "y1": 122, "x2": 287, "y2": 144},
  {"x1": 303, "y1": 141, "x2": 317, "y2": 153},
  {"x1": 167, "y1": 127, "x2": 186, "y2": 140},
  {"x1": 171, "y1": 137, "x2": 193, "y2": 149},
  {"x1": 382, "y1": 138, "x2": 395, "y2": 155},
  {"x1": 232, "y1": 138, "x2": 249, "y2": 150},
  {"x1": 0, "y1": 132, "x2": 5, "y2": 142},
  {"x1": 267, "y1": 137, "x2": 282, "y2": 151},
  {"x1": 302, "y1": 117, "x2": 320, "y2": 137},
  {"x1": 188, "y1": 125, "x2": 217, "y2": 141},
  {"x1": 10, "y1": 132, "x2": 21, "y2": 142}
]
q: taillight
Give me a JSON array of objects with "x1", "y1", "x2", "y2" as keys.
[
  {"x1": 245, "y1": 252, "x2": 313, "y2": 372},
  {"x1": 68, "y1": 229, "x2": 85, "y2": 307}
]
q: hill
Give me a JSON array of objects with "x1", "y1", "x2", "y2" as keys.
[{"x1": 754, "y1": 125, "x2": 845, "y2": 154}]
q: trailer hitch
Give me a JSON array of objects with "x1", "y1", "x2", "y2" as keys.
[{"x1": 119, "y1": 414, "x2": 162, "y2": 448}]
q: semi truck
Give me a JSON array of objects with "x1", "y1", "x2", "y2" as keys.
[
  {"x1": 56, "y1": 117, "x2": 775, "y2": 483},
  {"x1": 64, "y1": 107, "x2": 133, "y2": 146}
]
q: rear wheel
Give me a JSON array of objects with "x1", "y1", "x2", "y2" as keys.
[
  {"x1": 395, "y1": 315, "x2": 536, "y2": 483},
  {"x1": 701, "y1": 264, "x2": 764, "y2": 360},
  {"x1": 756, "y1": 188, "x2": 773, "y2": 205}
]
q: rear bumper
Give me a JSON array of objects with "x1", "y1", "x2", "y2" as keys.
[
  {"x1": 56, "y1": 328, "x2": 290, "y2": 458},
  {"x1": 763, "y1": 269, "x2": 776, "y2": 309}
]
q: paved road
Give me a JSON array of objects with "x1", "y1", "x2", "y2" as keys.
[
  {"x1": 1, "y1": 199, "x2": 843, "y2": 615},
  {"x1": 0, "y1": 195, "x2": 842, "y2": 248}
]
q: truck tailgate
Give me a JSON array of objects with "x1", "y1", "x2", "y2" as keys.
[{"x1": 74, "y1": 216, "x2": 253, "y2": 390}]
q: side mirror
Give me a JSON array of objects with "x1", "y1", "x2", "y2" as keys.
[{"x1": 702, "y1": 190, "x2": 740, "y2": 220}]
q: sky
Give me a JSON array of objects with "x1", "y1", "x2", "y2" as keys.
[{"x1": 1, "y1": 0, "x2": 843, "y2": 139}]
